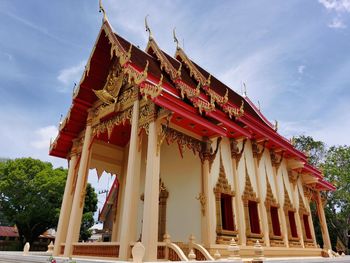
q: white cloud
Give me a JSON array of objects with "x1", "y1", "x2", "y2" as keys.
[
  {"x1": 31, "y1": 125, "x2": 58, "y2": 150},
  {"x1": 297, "y1": 65, "x2": 306, "y2": 74},
  {"x1": 319, "y1": 0, "x2": 350, "y2": 12},
  {"x1": 328, "y1": 17, "x2": 347, "y2": 28},
  {"x1": 57, "y1": 61, "x2": 86, "y2": 91}
]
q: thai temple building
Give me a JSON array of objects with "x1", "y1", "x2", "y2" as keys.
[{"x1": 50, "y1": 4, "x2": 336, "y2": 261}]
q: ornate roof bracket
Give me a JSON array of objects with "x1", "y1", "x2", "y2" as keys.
[
  {"x1": 252, "y1": 139, "x2": 267, "y2": 165},
  {"x1": 199, "y1": 137, "x2": 222, "y2": 171},
  {"x1": 230, "y1": 138, "x2": 247, "y2": 168},
  {"x1": 140, "y1": 74, "x2": 163, "y2": 101},
  {"x1": 175, "y1": 48, "x2": 207, "y2": 85},
  {"x1": 206, "y1": 87, "x2": 228, "y2": 105},
  {"x1": 123, "y1": 61, "x2": 149, "y2": 85},
  {"x1": 177, "y1": 81, "x2": 200, "y2": 99},
  {"x1": 222, "y1": 100, "x2": 244, "y2": 119},
  {"x1": 192, "y1": 97, "x2": 215, "y2": 115},
  {"x1": 271, "y1": 150, "x2": 284, "y2": 169}
]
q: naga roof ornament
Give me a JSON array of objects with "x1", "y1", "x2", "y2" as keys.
[{"x1": 99, "y1": 0, "x2": 108, "y2": 22}]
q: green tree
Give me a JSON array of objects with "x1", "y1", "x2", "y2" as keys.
[
  {"x1": 322, "y1": 146, "x2": 350, "y2": 252},
  {"x1": 0, "y1": 158, "x2": 98, "y2": 247},
  {"x1": 293, "y1": 136, "x2": 350, "y2": 252},
  {"x1": 79, "y1": 183, "x2": 98, "y2": 241},
  {"x1": 0, "y1": 158, "x2": 67, "y2": 246}
]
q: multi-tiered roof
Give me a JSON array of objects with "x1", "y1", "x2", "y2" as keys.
[{"x1": 49, "y1": 19, "x2": 335, "y2": 192}]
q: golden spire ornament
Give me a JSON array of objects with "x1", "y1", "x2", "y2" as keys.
[
  {"x1": 145, "y1": 15, "x2": 153, "y2": 40},
  {"x1": 99, "y1": 0, "x2": 108, "y2": 22},
  {"x1": 173, "y1": 27, "x2": 180, "y2": 50}
]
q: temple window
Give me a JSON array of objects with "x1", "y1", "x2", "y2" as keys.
[
  {"x1": 213, "y1": 155, "x2": 236, "y2": 243},
  {"x1": 270, "y1": 206, "x2": 281, "y2": 236},
  {"x1": 220, "y1": 193, "x2": 235, "y2": 231},
  {"x1": 303, "y1": 214, "x2": 312, "y2": 239},
  {"x1": 248, "y1": 200, "x2": 260, "y2": 234},
  {"x1": 288, "y1": 211, "x2": 298, "y2": 238}
]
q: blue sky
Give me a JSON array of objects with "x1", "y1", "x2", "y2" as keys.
[{"x1": 1, "y1": 0, "x2": 350, "y2": 168}]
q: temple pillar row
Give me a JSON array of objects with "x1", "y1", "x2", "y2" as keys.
[
  {"x1": 316, "y1": 191, "x2": 332, "y2": 250},
  {"x1": 118, "y1": 100, "x2": 142, "y2": 260},
  {"x1": 53, "y1": 151, "x2": 79, "y2": 256},
  {"x1": 141, "y1": 120, "x2": 161, "y2": 261},
  {"x1": 64, "y1": 114, "x2": 93, "y2": 257}
]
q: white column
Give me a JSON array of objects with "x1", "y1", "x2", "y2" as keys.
[
  {"x1": 272, "y1": 165, "x2": 289, "y2": 247},
  {"x1": 231, "y1": 157, "x2": 246, "y2": 245},
  {"x1": 63, "y1": 117, "x2": 93, "y2": 257},
  {"x1": 141, "y1": 120, "x2": 161, "y2": 261},
  {"x1": 201, "y1": 154, "x2": 214, "y2": 246},
  {"x1": 252, "y1": 153, "x2": 270, "y2": 246},
  {"x1": 53, "y1": 153, "x2": 78, "y2": 256},
  {"x1": 291, "y1": 184, "x2": 305, "y2": 247},
  {"x1": 118, "y1": 100, "x2": 142, "y2": 260},
  {"x1": 316, "y1": 191, "x2": 331, "y2": 250}
]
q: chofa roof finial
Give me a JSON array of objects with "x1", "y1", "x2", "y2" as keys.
[
  {"x1": 99, "y1": 0, "x2": 108, "y2": 22},
  {"x1": 173, "y1": 27, "x2": 180, "y2": 50},
  {"x1": 145, "y1": 15, "x2": 153, "y2": 40},
  {"x1": 243, "y1": 82, "x2": 247, "y2": 97}
]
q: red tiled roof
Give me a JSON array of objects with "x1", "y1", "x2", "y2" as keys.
[{"x1": 0, "y1": 226, "x2": 19, "y2": 237}]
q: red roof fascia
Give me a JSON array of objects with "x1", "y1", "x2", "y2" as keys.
[
  {"x1": 153, "y1": 94, "x2": 227, "y2": 137},
  {"x1": 243, "y1": 96, "x2": 274, "y2": 129},
  {"x1": 303, "y1": 163, "x2": 323, "y2": 179},
  {"x1": 316, "y1": 179, "x2": 336, "y2": 191},
  {"x1": 239, "y1": 113, "x2": 307, "y2": 161}
]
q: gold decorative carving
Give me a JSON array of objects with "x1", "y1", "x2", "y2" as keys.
[
  {"x1": 199, "y1": 137, "x2": 222, "y2": 172},
  {"x1": 138, "y1": 102, "x2": 157, "y2": 134},
  {"x1": 117, "y1": 86, "x2": 138, "y2": 110},
  {"x1": 230, "y1": 138, "x2": 247, "y2": 167},
  {"x1": 177, "y1": 81, "x2": 200, "y2": 99},
  {"x1": 207, "y1": 88, "x2": 228, "y2": 105},
  {"x1": 270, "y1": 150, "x2": 284, "y2": 169},
  {"x1": 288, "y1": 170, "x2": 299, "y2": 186},
  {"x1": 93, "y1": 62, "x2": 125, "y2": 105},
  {"x1": 163, "y1": 126, "x2": 204, "y2": 157},
  {"x1": 283, "y1": 187, "x2": 301, "y2": 246},
  {"x1": 157, "y1": 113, "x2": 172, "y2": 155},
  {"x1": 222, "y1": 100, "x2": 244, "y2": 119},
  {"x1": 147, "y1": 40, "x2": 180, "y2": 80},
  {"x1": 214, "y1": 155, "x2": 237, "y2": 242},
  {"x1": 192, "y1": 97, "x2": 215, "y2": 114},
  {"x1": 92, "y1": 107, "x2": 133, "y2": 139},
  {"x1": 123, "y1": 61, "x2": 149, "y2": 85},
  {"x1": 196, "y1": 193, "x2": 206, "y2": 216},
  {"x1": 252, "y1": 140, "x2": 267, "y2": 165},
  {"x1": 176, "y1": 49, "x2": 207, "y2": 85},
  {"x1": 141, "y1": 75, "x2": 163, "y2": 101},
  {"x1": 119, "y1": 44, "x2": 132, "y2": 66}
]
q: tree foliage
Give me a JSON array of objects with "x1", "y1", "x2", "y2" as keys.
[
  {"x1": 0, "y1": 158, "x2": 66, "y2": 245},
  {"x1": 0, "y1": 157, "x2": 98, "y2": 247},
  {"x1": 80, "y1": 183, "x2": 98, "y2": 241},
  {"x1": 294, "y1": 136, "x2": 350, "y2": 252}
]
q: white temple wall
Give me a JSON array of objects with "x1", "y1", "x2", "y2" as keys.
[
  {"x1": 243, "y1": 140, "x2": 259, "y2": 194},
  {"x1": 297, "y1": 177, "x2": 309, "y2": 212},
  {"x1": 159, "y1": 142, "x2": 202, "y2": 242},
  {"x1": 264, "y1": 149, "x2": 278, "y2": 199},
  {"x1": 276, "y1": 161, "x2": 285, "y2": 206},
  {"x1": 236, "y1": 140, "x2": 246, "y2": 195},
  {"x1": 281, "y1": 160, "x2": 294, "y2": 207}
]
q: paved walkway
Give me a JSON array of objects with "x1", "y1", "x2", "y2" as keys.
[{"x1": 0, "y1": 251, "x2": 349, "y2": 263}]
